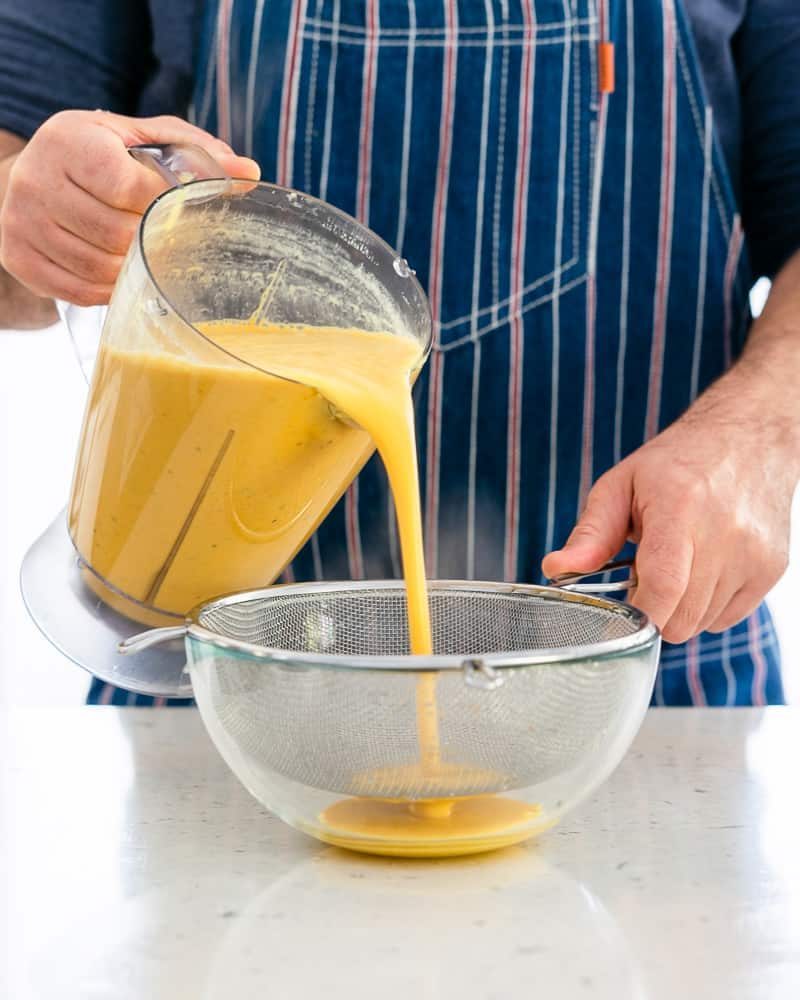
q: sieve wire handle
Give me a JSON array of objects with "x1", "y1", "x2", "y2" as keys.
[
  {"x1": 118, "y1": 626, "x2": 188, "y2": 655},
  {"x1": 549, "y1": 558, "x2": 637, "y2": 594}
]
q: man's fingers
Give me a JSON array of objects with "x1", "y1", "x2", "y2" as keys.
[
  {"x1": 67, "y1": 129, "x2": 168, "y2": 214},
  {"x1": 61, "y1": 114, "x2": 259, "y2": 214},
  {"x1": 706, "y1": 547, "x2": 787, "y2": 634},
  {"x1": 212, "y1": 151, "x2": 262, "y2": 181},
  {"x1": 0, "y1": 109, "x2": 262, "y2": 302},
  {"x1": 629, "y1": 516, "x2": 693, "y2": 632},
  {"x1": 661, "y1": 548, "x2": 721, "y2": 643},
  {"x1": 541, "y1": 468, "x2": 633, "y2": 579},
  {"x1": 29, "y1": 221, "x2": 126, "y2": 287},
  {"x1": 49, "y1": 181, "x2": 141, "y2": 254},
  {"x1": 706, "y1": 585, "x2": 763, "y2": 634},
  {"x1": 2, "y1": 177, "x2": 135, "y2": 293},
  {"x1": 695, "y1": 577, "x2": 739, "y2": 635},
  {"x1": 4, "y1": 236, "x2": 113, "y2": 305}
]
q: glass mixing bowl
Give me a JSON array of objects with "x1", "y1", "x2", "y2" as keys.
[{"x1": 121, "y1": 579, "x2": 660, "y2": 858}]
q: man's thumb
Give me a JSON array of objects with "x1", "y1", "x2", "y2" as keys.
[
  {"x1": 213, "y1": 151, "x2": 262, "y2": 181},
  {"x1": 541, "y1": 469, "x2": 632, "y2": 580}
]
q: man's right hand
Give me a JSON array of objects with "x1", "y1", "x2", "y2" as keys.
[{"x1": 0, "y1": 110, "x2": 260, "y2": 306}]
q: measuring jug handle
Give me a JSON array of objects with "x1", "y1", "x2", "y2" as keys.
[{"x1": 128, "y1": 142, "x2": 231, "y2": 187}]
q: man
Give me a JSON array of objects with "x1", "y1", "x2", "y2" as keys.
[{"x1": 0, "y1": 0, "x2": 798, "y2": 705}]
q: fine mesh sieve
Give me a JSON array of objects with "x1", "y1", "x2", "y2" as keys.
[{"x1": 121, "y1": 580, "x2": 660, "y2": 800}]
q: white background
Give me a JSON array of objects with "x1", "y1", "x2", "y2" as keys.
[{"x1": 1, "y1": 316, "x2": 797, "y2": 706}]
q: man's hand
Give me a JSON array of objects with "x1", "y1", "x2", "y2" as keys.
[
  {"x1": 0, "y1": 111, "x2": 260, "y2": 307},
  {"x1": 543, "y1": 251, "x2": 800, "y2": 643}
]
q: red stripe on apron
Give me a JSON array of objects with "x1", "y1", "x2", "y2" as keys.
[
  {"x1": 722, "y1": 216, "x2": 744, "y2": 369},
  {"x1": 344, "y1": 0, "x2": 380, "y2": 580},
  {"x1": 345, "y1": 480, "x2": 364, "y2": 580},
  {"x1": 579, "y1": 273, "x2": 598, "y2": 508},
  {"x1": 356, "y1": 0, "x2": 379, "y2": 223},
  {"x1": 686, "y1": 635, "x2": 707, "y2": 706},
  {"x1": 579, "y1": 0, "x2": 613, "y2": 507},
  {"x1": 277, "y1": 0, "x2": 306, "y2": 187},
  {"x1": 645, "y1": 0, "x2": 677, "y2": 440},
  {"x1": 273, "y1": 0, "x2": 307, "y2": 583},
  {"x1": 503, "y1": 0, "x2": 536, "y2": 581},
  {"x1": 748, "y1": 613, "x2": 768, "y2": 707},
  {"x1": 215, "y1": 0, "x2": 234, "y2": 144},
  {"x1": 425, "y1": 0, "x2": 459, "y2": 576}
]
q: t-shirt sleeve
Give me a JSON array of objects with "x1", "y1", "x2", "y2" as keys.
[
  {"x1": 735, "y1": 0, "x2": 800, "y2": 279},
  {"x1": 0, "y1": 0, "x2": 154, "y2": 140}
]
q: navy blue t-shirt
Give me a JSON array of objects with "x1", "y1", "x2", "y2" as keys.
[{"x1": 0, "y1": 0, "x2": 798, "y2": 278}]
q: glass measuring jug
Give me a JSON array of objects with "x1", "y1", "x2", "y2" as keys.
[{"x1": 67, "y1": 149, "x2": 432, "y2": 627}]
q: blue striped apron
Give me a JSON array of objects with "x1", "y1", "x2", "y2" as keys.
[{"x1": 89, "y1": 0, "x2": 783, "y2": 707}]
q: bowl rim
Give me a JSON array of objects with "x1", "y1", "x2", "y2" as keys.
[{"x1": 184, "y1": 579, "x2": 660, "y2": 673}]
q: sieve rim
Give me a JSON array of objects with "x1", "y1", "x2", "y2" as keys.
[{"x1": 184, "y1": 579, "x2": 659, "y2": 672}]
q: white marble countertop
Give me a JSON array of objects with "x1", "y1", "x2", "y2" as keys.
[{"x1": 1, "y1": 706, "x2": 798, "y2": 999}]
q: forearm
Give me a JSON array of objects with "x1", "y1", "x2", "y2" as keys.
[
  {"x1": 0, "y1": 126, "x2": 57, "y2": 327},
  {"x1": 0, "y1": 126, "x2": 23, "y2": 156},
  {"x1": 680, "y1": 248, "x2": 800, "y2": 476}
]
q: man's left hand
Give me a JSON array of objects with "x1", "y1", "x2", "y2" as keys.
[{"x1": 542, "y1": 370, "x2": 796, "y2": 643}]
